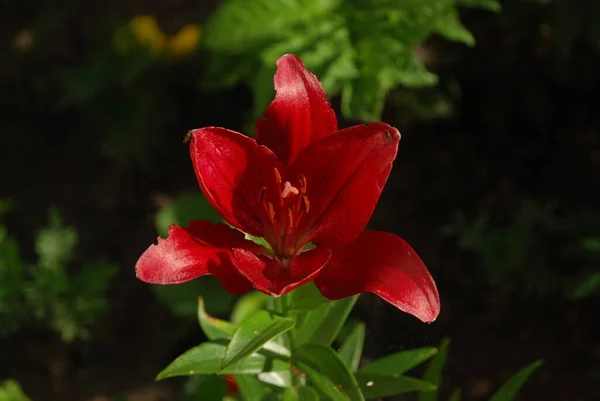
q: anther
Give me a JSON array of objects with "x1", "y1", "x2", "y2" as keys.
[
  {"x1": 274, "y1": 168, "x2": 282, "y2": 185},
  {"x1": 267, "y1": 202, "x2": 275, "y2": 221},
  {"x1": 302, "y1": 196, "x2": 310, "y2": 213},
  {"x1": 281, "y1": 181, "x2": 299, "y2": 198},
  {"x1": 183, "y1": 130, "x2": 193, "y2": 143},
  {"x1": 299, "y1": 174, "x2": 307, "y2": 194}
]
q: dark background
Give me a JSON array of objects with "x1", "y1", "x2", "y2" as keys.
[{"x1": 1, "y1": 0, "x2": 599, "y2": 400}]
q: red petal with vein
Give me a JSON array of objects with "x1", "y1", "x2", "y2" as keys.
[
  {"x1": 255, "y1": 54, "x2": 338, "y2": 164},
  {"x1": 231, "y1": 247, "x2": 331, "y2": 296},
  {"x1": 189, "y1": 127, "x2": 285, "y2": 237},
  {"x1": 135, "y1": 221, "x2": 256, "y2": 294},
  {"x1": 314, "y1": 231, "x2": 440, "y2": 323},
  {"x1": 292, "y1": 123, "x2": 400, "y2": 248}
]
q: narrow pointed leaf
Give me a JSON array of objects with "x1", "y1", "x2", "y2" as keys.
[
  {"x1": 295, "y1": 361, "x2": 346, "y2": 401},
  {"x1": 359, "y1": 347, "x2": 438, "y2": 375},
  {"x1": 488, "y1": 360, "x2": 543, "y2": 401},
  {"x1": 258, "y1": 371, "x2": 292, "y2": 388},
  {"x1": 283, "y1": 386, "x2": 320, "y2": 401},
  {"x1": 222, "y1": 311, "x2": 294, "y2": 370},
  {"x1": 156, "y1": 342, "x2": 289, "y2": 379},
  {"x1": 295, "y1": 343, "x2": 365, "y2": 401},
  {"x1": 199, "y1": 298, "x2": 292, "y2": 357},
  {"x1": 235, "y1": 374, "x2": 267, "y2": 400},
  {"x1": 311, "y1": 295, "x2": 359, "y2": 346},
  {"x1": 419, "y1": 338, "x2": 450, "y2": 401},
  {"x1": 294, "y1": 301, "x2": 335, "y2": 345},
  {"x1": 198, "y1": 297, "x2": 236, "y2": 340},
  {"x1": 356, "y1": 373, "x2": 436, "y2": 399},
  {"x1": 339, "y1": 322, "x2": 366, "y2": 372}
]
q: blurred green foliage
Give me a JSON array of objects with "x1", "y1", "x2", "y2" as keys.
[
  {"x1": 0, "y1": 380, "x2": 31, "y2": 401},
  {"x1": 444, "y1": 199, "x2": 600, "y2": 299},
  {"x1": 420, "y1": 339, "x2": 542, "y2": 401},
  {"x1": 0, "y1": 201, "x2": 116, "y2": 342},
  {"x1": 201, "y1": 0, "x2": 499, "y2": 121}
]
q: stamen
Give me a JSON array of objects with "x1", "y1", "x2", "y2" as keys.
[
  {"x1": 281, "y1": 181, "x2": 299, "y2": 198},
  {"x1": 274, "y1": 167, "x2": 282, "y2": 185},
  {"x1": 267, "y1": 202, "x2": 275, "y2": 221},
  {"x1": 302, "y1": 196, "x2": 310, "y2": 213},
  {"x1": 288, "y1": 208, "x2": 294, "y2": 229},
  {"x1": 299, "y1": 174, "x2": 307, "y2": 194}
]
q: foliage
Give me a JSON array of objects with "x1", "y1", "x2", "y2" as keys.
[
  {"x1": 0, "y1": 380, "x2": 31, "y2": 401},
  {"x1": 443, "y1": 199, "x2": 600, "y2": 299},
  {"x1": 6, "y1": 10, "x2": 203, "y2": 164},
  {"x1": 0, "y1": 202, "x2": 116, "y2": 341},
  {"x1": 153, "y1": 285, "x2": 542, "y2": 401},
  {"x1": 201, "y1": 0, "x2": 500, "y2": 122},
  {"x1": 160, "y1": 288, "x2": 437, "y2": 400},
  {"x1": 420, "y1": 338, "x2": 542, "y2": 401}
]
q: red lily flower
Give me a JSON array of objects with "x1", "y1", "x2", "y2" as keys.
[{"x1": 136, "y1": 54, "x2": 440, "y2": 322}]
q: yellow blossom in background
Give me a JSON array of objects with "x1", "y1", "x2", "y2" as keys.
[
  {"x1": 168, "y1": 24, "x2": 202, "y2": 57},
  {"x1": 114, "y1": 15, "x2": 168, "y2": 55},
  {"x1": 129, "y1": 15, "x2": 167, "y2": 53}
]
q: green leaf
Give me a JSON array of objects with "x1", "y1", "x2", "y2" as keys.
[
  {"x1": 294, "y1": 301, "x2": 334, "y2": 344},
  {"x1": 199, "y1": 298, "x2": 289, "y2": 357},
  {"x1": 156, "y1": 342, "x2": 290, "y2": 379},
  {"x1": 204, "y1": 0, "x2": 342, "y2": 52},
  {"x1": 289, "y1": 282, "x2": 328, "y2": 311},
  {"x1": 197, "y1": 297, "x2": 236, "y2": 340},
  {"x1": 35, "y1": 207, "x2": 77, "y2": 270},
  {"x1": 356, "y1": 373, "x2": 437, "y2": 399},
  {"x1": 181, "y1": 375, "x2": 227, "y2": 401},
  {"x1": 456, "y1": 0, "x2": 501, "y2": 13},
  {"x1": 360, "y1": 347, "x2": 438, "y2": 375},
  {"x1": 433, "y1": 7, "x2": 475, "y2": 46},
  {"x1": 419, "y1": 338, "x2": 450, "y2": 401},
  {"x1": 258, "y1": 371, "x2": 292, "y2": 388},
  {"x1": 311, "y1": 295, "x2": 359, "y2": 346},
  {"x1": 235, "y1": 374, "x2": 268, "y2": 400},
  {"x1": 221, "y1": 310, "x2": 294, "y2": 370},
  {"x1": 488, "y1": 360, "x2": 543, "y2": 401},
  {"x1": 295, "y1": 343, "x2": 364, "y2": 401},
  {"x1": 155, "y1": 193, "x2": 221, "y2": 238},
  {"x1": 283, "y1": 386, "x2": 320, "y2": 401},
  {"x1": 0, "y1": 380, "x2": 31, "y2": 401},
  {"x1": 350, "y1": 0, "x2": 440, "y2": 11},
  {"x1": 231, "y1": 291, "x2": 269, "y2": 324},
  {"x1": 339, "y1": 322, "x2": 366, "y2": 372}
]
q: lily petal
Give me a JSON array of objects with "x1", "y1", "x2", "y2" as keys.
[
  {"x1": 314, "y1": 231, "x2": 440, "y2": 323},
  {"x1": 292, "y1": 123, "x2": 400, "y2": 248},
  {"x1": 135, "y1": 221, "x2": 256, "y2": 294},
  {"x1": 231, "y1": 247, "x2": 331, "y2": 297},
  {"x1": 255, "y1": 54, "x2": 338, "y2": 164},
  {"x1": 189, "y1": 127, "x2": 285, "y2": 238}
]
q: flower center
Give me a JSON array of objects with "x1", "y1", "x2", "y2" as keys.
[{"x1": 257, "y1": 167, "x2": 310, "y2": 258}]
